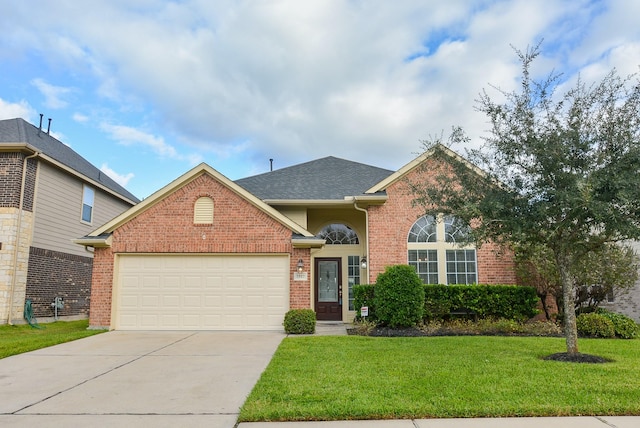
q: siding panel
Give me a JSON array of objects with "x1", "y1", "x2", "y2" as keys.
[{"x1": 32, "y1": 162, "x2": 133, "y2": 257}]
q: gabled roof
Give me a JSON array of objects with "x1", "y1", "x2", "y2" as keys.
[
  {"x1": 85, "y1": 163, "x2": 315, "y2": 239},
  {"x1": 235, "y1": 156, "x2": 394, "y2": 201},
  {"x1": 0, "y1": 118, "x2": 139, "y2": 204},
  {"x1": 366, "y1": 143, "x2": 484, "y2": 193}
]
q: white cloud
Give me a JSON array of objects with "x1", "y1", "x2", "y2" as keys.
[
  {"x1": 2, "y1": 0, "x2": 639, "y2": 178},
  {"x1": 0, "y1": 98, "x2": 35, "y2": 121},
  {"x1": 100, "y1": 163, "x2": 134, "y2": 187},
  {"x1": 100, "y1": 122, "x2": 201, "y2": 164},
  {"x1": 31, "y1": 78, "x2": 73, "y2": 109},
  {"x1": 72, "y1": 113, "x2": 89, "y2": 123}
]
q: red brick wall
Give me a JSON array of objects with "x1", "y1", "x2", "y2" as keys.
[
  {"x1": 290, "y1": 247, "x2": 311, "y2": 309},
  {"x1": 89, "y1": 172, "x2": 308, "y2": 328},
  {"x1": 89, "y1": 246, "x2": 114, "y2": 328},
  {"x1": 367, "y1": 158, "x2": 517, "y2": 284}
]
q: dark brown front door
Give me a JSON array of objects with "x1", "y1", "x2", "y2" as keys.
[{"x1": 315, "y1": 258, "x2": 342, "y2": 321}]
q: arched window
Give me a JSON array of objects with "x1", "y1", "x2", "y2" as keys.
[
  {"x1": 318, "y1": 223, "x2": 359, "y2": 244},
  {"x1": 194, "y1": 197, "x2": 214, "y2": 224},
  {"x1": 407, "y1": 215, "x2": 476, "y2": 285},
  {"x1": 408, "y1": 215, "x2": 437, "y2": 242}
]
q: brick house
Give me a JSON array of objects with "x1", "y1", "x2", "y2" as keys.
[
  {"x1": 0, "y1": 118, "x2": 138, "y2": 324},
  {"x1": 78, "y1": 144, "x2": 517, "y2": 330}
]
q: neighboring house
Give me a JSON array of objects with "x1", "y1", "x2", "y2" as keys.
[
  {"x1": 600, "y1": 240, "x2": 640, "y2": 322},
  {"x1": 0, "y1": 118, "x2": 139, "y2": 324},
  {"x1": 78, "y1": 145, "x2": 516, "y2": 330}
]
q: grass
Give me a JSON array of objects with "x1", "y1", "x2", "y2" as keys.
[
  {"x1": 0, "y1": 319, "x2": 105, "y2": 359},
  {"x1": 239, "y1": 335, "x2": 640, "y2": 422}
]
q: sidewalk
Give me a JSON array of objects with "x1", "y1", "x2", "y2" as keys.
[{"x1": 238, "y1": 416, "x2": 640, "y2": 427}]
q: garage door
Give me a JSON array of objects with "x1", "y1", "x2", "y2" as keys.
[{"x1": 115, "y1": 255, "x2": 289, "y2": 330}]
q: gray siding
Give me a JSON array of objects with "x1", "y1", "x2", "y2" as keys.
[
  {"x1": 32, "y1": 162, "x2": 133, "y2": 257},
  {"x1": 600, "y1": 241, "x2": 640, "y2": 322}
]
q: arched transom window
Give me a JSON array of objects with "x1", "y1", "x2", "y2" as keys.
[
  {"x1": 318, "y1": 223, "x2": 359, "y2": 245},
  {"x1": 407, "y1": 215, "x2": 477, "y2": 285}
]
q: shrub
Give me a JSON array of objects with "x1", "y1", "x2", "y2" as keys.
[
  {"x1": 374, "y1": 265, "x2": 425, "y2": 328},
  {"x1": 353, "y1": 284, "x2": 376, "y2": 321},
  {"x1": 576, "y1": 313, "x2": 615, "y2": 338},
  {"x1": 596, "y1": 309, "x2": 639, "y2": 339},
  {"x1": 283, "y1": 309, "x2": 316, "y2": 334},
  {"x1": 423, "y1": 284, "x2": 539, "y2": 321}
]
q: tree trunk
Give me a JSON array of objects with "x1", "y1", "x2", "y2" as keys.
[{"x1": 556, "y1": 252, "x2": 579, "y2": 354}]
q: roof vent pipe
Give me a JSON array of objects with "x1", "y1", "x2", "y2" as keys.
[
  {"x1": 269, "y1": 158, "x2": 273, "y2": 171},
  {"x1": 47, "y1": 118, "x2": 52, "y2": 135},
  {"x1": 38, "y1": 114, "x2": 43, "y2": 132}
]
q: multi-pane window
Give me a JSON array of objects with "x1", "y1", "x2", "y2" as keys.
[
  {"x1": 81, "y1": 185, "x2": 95, "y2": 223},
  {"x1": 407, "y1": 215, "x2": 477, "y2": 285},
  {"x1": 446, "y1": 249, "x2": 477, "y2": 284},
  {"x1": 408, "y1": 215, "x2": 437, "y2": 242},
  {"x1": 318, "y1": 224, "x2": 359, "y2": 244},
  {"x1": 347, "y1": 256, "x2": 360, "y2": 310}
]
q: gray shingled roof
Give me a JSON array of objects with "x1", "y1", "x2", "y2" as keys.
[
  {"x1": 235, "y1": 156, "x2": 393, "y2": 200},
  {"x1": 0, "y1": 118, "x2": 139, "y2": 203}
]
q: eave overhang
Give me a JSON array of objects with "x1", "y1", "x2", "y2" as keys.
[{"x1": 73, "y1": 234, "x2": 113, "y2": 248}]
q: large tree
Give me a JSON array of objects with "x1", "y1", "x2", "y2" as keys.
[
  {"x1": 515, "y1": 242, "x2": 639, "y2": 319},
  {"x1": 411, "y1": 44, "x2": 640, "y2": 356}
]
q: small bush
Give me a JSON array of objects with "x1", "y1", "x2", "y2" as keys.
[
  {"x1": 374, "y1": 265, "x2": 425, "y2": 328},
  {"x1": 576, "y1": 313, "x2": 615, "y2": 338},
  {"x1": 596, "y1": 309, "x2": 639, "y2": 339},
  {"x1": 283, "y1": 309, "x2": 316, "y2": 334},
  {"x1": 353, "y1": 284, "x2": 376, "y2": 321}
]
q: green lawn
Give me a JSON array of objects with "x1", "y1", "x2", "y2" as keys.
[
  {"x1": 240, "y1": 335, "x2": 640, "y2": 422},
  {"x1": 0, "y1": 320, "x2": 105, "y2": 359}
]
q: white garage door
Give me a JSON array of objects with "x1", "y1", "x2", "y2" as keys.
[{"x1": 115, "y1": 255, "x2": 289, "y2": 330}]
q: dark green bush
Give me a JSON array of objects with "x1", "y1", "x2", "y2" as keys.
[
  {"x1": 283, "y1": 309, "x2": 316, "y2": 334},
  {"x1": 374, "y1": 265, "x2": 425, "y2": 328},
  {"x1": 596, "y1": 309, "x2": 639, "y2": 339},
  {"x1": 423, "y1": 284, "x2": 539, "y2": 321},
  {"x1": 353, "y1": 284, "x2": 376, "y2": 321},
  {"x1": 576, "y1": 312, "x2": 615, "y2": 338}
]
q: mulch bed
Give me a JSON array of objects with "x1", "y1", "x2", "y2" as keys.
[
  {"x1": 348, "y1": 326, "x2": 613, "y2": 364},
  {"x1": 543, "y1": 352, "x2": 613, "y2": 364}
]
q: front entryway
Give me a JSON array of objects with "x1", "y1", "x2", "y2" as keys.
[{"x1": 315, "y1": 258, "x2": 342, "y2": 321}]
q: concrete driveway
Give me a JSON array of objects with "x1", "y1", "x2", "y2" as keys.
[{"x1": 0, "y1": 330, "x2": 284, "y2": 428}]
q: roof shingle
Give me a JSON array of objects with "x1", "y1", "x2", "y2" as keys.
[
  {"x1": 235, "y1": 156, "x2": 393, "y2": 200},
  {"x1": 0, "y1": 118, "x2": 139, "y2": 203}
]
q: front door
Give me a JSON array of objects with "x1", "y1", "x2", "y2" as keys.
[{"x1": 315, "y1": 258, "x2": 342, "y2": 321}]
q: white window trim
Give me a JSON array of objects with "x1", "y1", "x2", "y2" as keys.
[
  {"x1": 81, "y1": 184, "x2": 95, "y2": 225},
  {"x1": 408, "y1": 214, "x2": 477, "y2": 284}
]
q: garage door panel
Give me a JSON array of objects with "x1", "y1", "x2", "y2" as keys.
[{"x1": 116, "y1": 255, "x2": 289, "y2": 330}]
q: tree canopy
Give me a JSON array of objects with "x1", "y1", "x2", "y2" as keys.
[{"x1": 411, "y1": 44, "x2": 640, "y2": 355}]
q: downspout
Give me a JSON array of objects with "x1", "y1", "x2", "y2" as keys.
[
  {"x1": 353, "y1": 199, "x2": 369, "y2": 284},
  {"x1": 7, "y1": 151, "x2": 39, "y2": 325}
]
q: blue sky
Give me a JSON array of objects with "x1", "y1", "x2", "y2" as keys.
[{"x1": 1, "y1": 0, "x2": 639, "y2": 199}]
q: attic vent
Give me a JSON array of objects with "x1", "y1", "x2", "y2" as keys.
[{"x1": 194, "y1": 197, "x2": 214, "y2": 224}]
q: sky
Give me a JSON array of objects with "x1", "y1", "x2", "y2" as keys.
[{"x1": 1, "y1": 0, "x2": 639, "y2": 200}]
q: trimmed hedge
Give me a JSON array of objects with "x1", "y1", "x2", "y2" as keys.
[
  {"x1": 283, "y1": 309, "x2": 316, "y2": 334},
  {"x1": 424, "y1": 284, "x2": 539, "y2": 321},
  {"x1": 354, "y1": 282, "x2": 539, "y2": 323}
]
